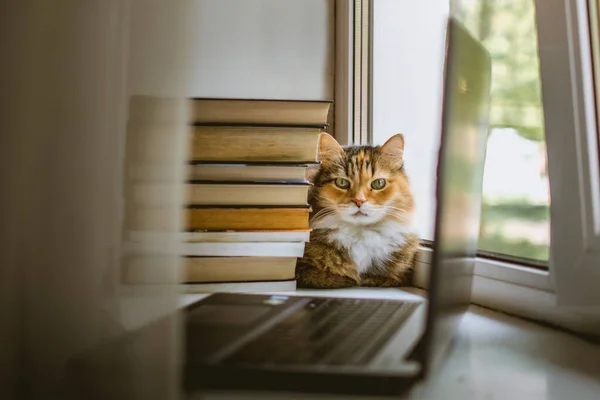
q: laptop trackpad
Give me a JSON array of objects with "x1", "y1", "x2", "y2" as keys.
[{"x1": 185, "y1": 294, "x2": 302, "y2": 363}]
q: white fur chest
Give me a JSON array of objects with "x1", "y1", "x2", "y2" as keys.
[{"x1": 329, "y1": 221, "x2": 413, "y2": 275}]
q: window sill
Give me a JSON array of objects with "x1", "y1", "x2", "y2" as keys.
[
  {"x1": 180, "y1": 247, "x2": 600, "y2": 336},
  {"x1": 414, "y1": 247, "x2": 600, "y2": 336},
  {"x1": 414, "y1": 246, "x2": 552, "y2": 290}
]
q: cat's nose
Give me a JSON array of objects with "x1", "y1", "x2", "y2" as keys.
[{"x1": 352, "y1": 199, "x2": 366, "y2": 207}]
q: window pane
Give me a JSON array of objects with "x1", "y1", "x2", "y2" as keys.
[
  {"x1": 372, "y1": 0, "x2": 550, "y2": 263},
  {"x1": 371, "y1": 0, "x2": 449, "y2": 241},
  {"x1": 457, "y1": 0, "x2": 551, "y2": 262}
]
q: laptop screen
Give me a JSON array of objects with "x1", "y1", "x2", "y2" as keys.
[{"x1": 420, "y1": 17, "x2": 492, "y2": 373}]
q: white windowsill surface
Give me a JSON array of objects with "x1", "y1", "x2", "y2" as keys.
[
  {"x1": 184, "y1": 287, "x2": 600, "y2": 400},
  {"x1": 413, "y1": 247, "x2": 600, "y2": 335}
]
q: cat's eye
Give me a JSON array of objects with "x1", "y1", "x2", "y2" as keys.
[
  {"x1": 334, "y1": 178, "x2": 350, "y2": 189},
  {"x1": 371, "y1": 178, "x2": 386, "y2": 190}
]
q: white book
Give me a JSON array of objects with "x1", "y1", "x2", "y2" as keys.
[
  {"x1": 128, "y1": 230, "x2": 311, "y2": 243},
  {"x1": 124, "y1": 256, "x2": 298, "y2": 284},
  {"x1": 131, "y1": 181, "x2": 310, "y2": 206},
  {"x1": 180, "y1": 280, "x2": 296, "y2": 294},
  {"x1": 128, "y1": 163, "x2": 309, "y2": 182},
  {"x1": 123, "y1": 241, "x2": 306, "y2": 257},
  {"x1": 179, "y1": 242, "x2": 305, "y2": 257}
]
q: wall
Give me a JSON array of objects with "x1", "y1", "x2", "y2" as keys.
[{"x1": 129, "y1": 0, "x2": 335, "y2": 100}]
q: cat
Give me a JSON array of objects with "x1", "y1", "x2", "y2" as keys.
[{"x1": 296, "y1": 132, "x2": 419, "y2": 288}]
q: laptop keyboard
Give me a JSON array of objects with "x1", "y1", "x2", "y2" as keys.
[{"x1": 222, "y1": 297, "x2": 419, "y2": 367}]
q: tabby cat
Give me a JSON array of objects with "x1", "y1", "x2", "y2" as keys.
[{"x1": 296, "y1": 133, "x2": 419, "y2": 288}]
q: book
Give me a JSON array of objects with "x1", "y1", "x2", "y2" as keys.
[
  {"x1": 128, "y1": 229, "x2": 311, "y2": 243},
  {"x1": 127, "y1": 125, "x2": 322, "y2": 163},
  {"x1": 130, "y1": 207, "x2": 311, "y2": 230},
  {"x1": 184, "y1": 256, "x2": 298, "y2": 282},
  {"x1": 190, "y1": 98, "x2": 331, "y2": 126},
  {"x1": 131, "y1": 181, "x2": 310, "y2": 206},
  {"x1": 123, "y1": 256, "x2": 298, "y2": 284},
  {"x1": 127, "y1": 163, "x2": 311, "y2": 182},
  {"x1": 180, "y1": 279, "x2": 296, "y2": 294},
  {"x1": 128, "y1": 96, "x2": 332, "y2": 126},
  {"x1": 124, "y1": 241, "x2": 306, "y2": 257}
]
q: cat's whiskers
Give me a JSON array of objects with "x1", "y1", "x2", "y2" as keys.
[
  {"x1": 311, "y1": 213, "x2": 340, "y2": 230},
  {"x1": 382, "y1": 206, "x2": 413, "y2": 225},
  {"x1": 311, "y1": 206, "x2": 337, "y2": 220},
  {"x1": 311, "y1": 212, "x2": 337, "y2": 224},
  {"x1": 310, "y1": 206, "x2": 341, "y2": 229},
  {"x1": 384, "y1": 205, "x2": 410, "y2": 215}
]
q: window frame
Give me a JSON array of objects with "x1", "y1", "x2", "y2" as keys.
[
  {"x1": 334, "y1": 0, "x2": 355, "y2": 146},
  {"x1": 334, "y1": 0, "x2": 600, "y2": 335},
  {"x1": 535, "y1": 0, "x2": 600, "y2": 306},
  {"x1": 334, "y1": 0, "x2": 371, "y2": 146}
]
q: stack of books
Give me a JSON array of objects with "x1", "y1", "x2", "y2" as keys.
[{"x1": 123, "y1": 97, "x2": 332, "y2": 293}]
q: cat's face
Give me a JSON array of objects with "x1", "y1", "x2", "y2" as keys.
[{"x1": 309, "y1": 133, "x2": 414, "y2": 227}]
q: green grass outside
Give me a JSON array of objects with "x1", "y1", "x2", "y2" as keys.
[{"x1": 479, "y1": 201, "x2": 550, "y2": 261}]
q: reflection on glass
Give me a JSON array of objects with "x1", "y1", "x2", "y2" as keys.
[{"x1": 456, "y1": 0, "x2": 551, "y2": 262}]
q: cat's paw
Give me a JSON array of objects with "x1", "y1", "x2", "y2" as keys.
[
  {"x1": 359, "y1": 275, "x2": 406, "y2": 288},
  {"x1": 296, "y1": 263, "x2": 359, "y2": 289}
]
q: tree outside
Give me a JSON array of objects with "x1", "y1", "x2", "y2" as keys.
[{"x1": 457, "y1": 0, "x2": 551, "y2": 262}]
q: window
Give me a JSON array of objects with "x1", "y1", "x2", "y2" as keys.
[
  {"x1": 457, "y1": 0, "x2": 550, "y2": 265},
  {"x1": 338, "y1": 0, "x2": 600, "y2": 333},
  {"x1": 536, "y1": 0, "x2": 600, "y2": 306},
  {"x1": 371, "y1": 0, "x2": 550, "y2": 265},
  {"x1": 371, "y1": 0, "x2": 449, "y2": 242}
]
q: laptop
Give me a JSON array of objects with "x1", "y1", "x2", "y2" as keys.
[{"x1": 182, "y1": 17, "x2": 492, "y2": 396}]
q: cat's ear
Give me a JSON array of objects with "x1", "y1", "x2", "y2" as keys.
[
  {"x1": 380, "y1": 133, "x2": 404, "y2": 165},
  {"x1": 318, "y1": 132, "x2": 344, "y2": 164}
]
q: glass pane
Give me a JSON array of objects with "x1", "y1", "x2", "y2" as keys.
[
  {"x1": 371, "y1": 0, "x2": 449, "y2": 241},
  {"x1": 456, "y1": 0, "x2": 551, "y2": 262}
]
